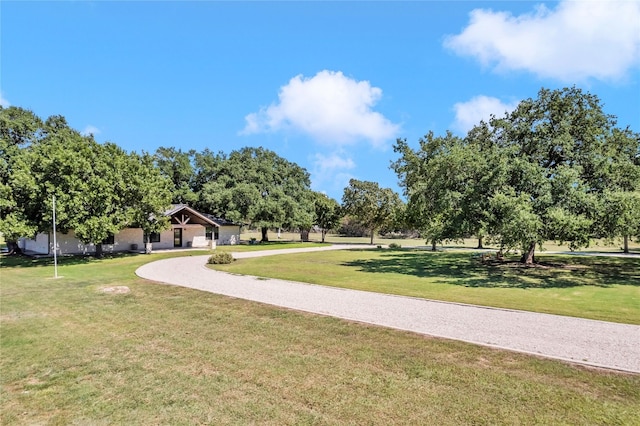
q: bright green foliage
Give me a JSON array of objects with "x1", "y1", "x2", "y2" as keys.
[
  {"x1": 312, "y1": 191, "x2": 341, "y2": 242},
  {"x1": 484, "y1": 87, "x2": 628, "y2": 261},
  {"x1": 126, "y1": 152, "x2": 173, "y2": 236},
  {"x1": 341, "y1": 179, "x2": 404, "y2": 244},
  {"x1": 591, "y1": 127, "x2": 640, "y2": 251},
  {"x1": 393, "y1": 87, "x2": 640, "y2": 263},
  {"x1": 0, "y1": 106, "x2": 43, "y2": 242},
  {"x1": 597, "y1": 190, "x2": 640, "y2": 252},
  {"x1": 153, "y1": 146, "x2": 198, "y2": 205},
  {"x1": 198, "y1": 147, "x2": 314, "y2": 241},
  {"x1": 192, "y1": 148, "x2": 224, "y2": 195},
  {"x1": 393, "y1": 132, "x2": 478, "y2": 249},
  {"x1": 1, "y1": 109, "x2": 172, "y2": 256},
  {"x1": 488, "y1": 189, "x2": 543, "y2": 253},
  {"x1": 9, "y1": 116, "x2": 98, "y2": 236}
]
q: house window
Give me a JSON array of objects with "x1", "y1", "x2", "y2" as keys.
[
  {"x1": 145, "y1": 233, "x2": 161, "y2": 243},
  {"x1": 205, "y1": 226, "x2": 219, "y2": 240},
  {"x1": 101, "y1": 234, "x2": 115, "y2": 245}
]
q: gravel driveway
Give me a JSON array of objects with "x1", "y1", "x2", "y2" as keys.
[{"x1": 136, "y1": 246, "x2": 640, "y2": 373}]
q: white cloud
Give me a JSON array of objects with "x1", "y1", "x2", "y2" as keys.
[
  {"x1": 311, "y1": 151, "x2": 356, "y2": 195},
  {"x1": 241, "y1": 70, "x2": 400, "y2": 148},
  {"x1": 81, "y1": 125, "x2": 101, "y2": 136},
  {"x1": 444, "y1": 1, "x2": 640, "y2": 82},
  {"x1": 314, "y1": 152, "x2": 356, "y2": 172},
  {"x1": 0, "y1": 92, "x2": 10, "y2": 107},
  {"x1": 452, "y1": 96, "x2": 518, "y2": 133}
]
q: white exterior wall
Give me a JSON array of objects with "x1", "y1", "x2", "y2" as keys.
[
  {"x1": 21, "y1": 228, "x2": 145, "y2": 255},
  {"x1": 151, "y1": 229, "x2": 176, "y2": 250},
  {"x1": 57, "y1": 230, "x2": 95, "y2": 255},
  {"x1": 19, "y1": 221, "x2": 234, "y2": 254},
  {"x1": 22, "y1": 233, "x2": 50, "y2": 254},
  {"x1": 182, "y1": 225, "x2": 206, "y2": 248},
  {"x1": 114, "y1": 228, "x2": 144, "y2": 251},
  {"x1": 149, "y1": 226, "x2": 208, "y2": 249},
  {"x1": 218, "y1": 226, "x2": 241, "y2": 245}
]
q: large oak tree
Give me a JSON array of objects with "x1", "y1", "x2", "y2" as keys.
[
  {"x1": 198, "y1": 147, "x2": 314, "y2": 241},
  {"x1": 1, "y1": 107, "x2": 172, "y2": 257},
  {"x1": 393, "y1": 87, "x2": 640, "y2": 263}
]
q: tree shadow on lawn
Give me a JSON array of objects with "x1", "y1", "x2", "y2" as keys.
[
  {"x1": 341, "y1": 250, "x2": 640, "y2": 289},
  {"x1": 0, "y1": 252, "x2": 141, "y2": 269}
]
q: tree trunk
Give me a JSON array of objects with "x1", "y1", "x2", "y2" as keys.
[
  {"x1": 95, "y1": 243, "x2": 104, "y2": 258},
  {"x1": 321, "y1": 229, "x2": 326, "y2": 243},
  {"x1": 300, "y1": 229, "x2": 310, "y2": 242},
  {"x1": 261, "y1": 227, "x2": 269, "y2": 242},
  {"x1": 431, "y1": 240, "x2": 437, "y2": 252},
  {"x1": 370, "y1": 229, "x2": 374, "y2": 245},
  {"x1": 476, "y1": 235, "x2": 484, "y2": 249},
  {"x1": 6, "y1": 240, "x2": 22, "y2": 255},
  {"x1": 623, "y1": 235, "x2": 629, "y2": 254},
  {"x1": 521, "y1": 242, "x2": 536, "y2": 264}
]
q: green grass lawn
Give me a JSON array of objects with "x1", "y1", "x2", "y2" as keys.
[
  {"x1": 2, "y1": 252, "x2": 640, "y2": 424},
  {"x1": 241, "y1": 230, "x2": 640, "y2": 253},
  {"x1": 213, "y1": 249, "x2": 640, "y2": 324},
  {"x1": 216, "y1": 240, "x2": 324, "y2": 252}
]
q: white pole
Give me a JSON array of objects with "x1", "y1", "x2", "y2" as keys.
[{"x1": 52, "y1": 195, "x2": 58, "y2": 278}]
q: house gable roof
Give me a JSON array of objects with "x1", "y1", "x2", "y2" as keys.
[{"x1": 165, "y1": 204, "x2": 241, "y2": 228}]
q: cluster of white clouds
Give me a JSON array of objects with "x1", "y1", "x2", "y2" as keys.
[
  {"x1": 310, "y1": 152, "x2": 356, "y2": 195},
  {"x1": 452, "y1": 96, "x2": 519, "y2": 134},
  {"x1": 241, "y1": 70, "x2": 400, "y2": 192},
  {"x1": 445, "y1": 0, "x2": 640, "y2": 82},
  {"x1": 448, "y1": 0, "x2": 640, "y2": 132},
  {"x1": 241, "y1": 70, "x2": 400, "y2": 149},
  {"x1": 242, "y1": 0, "x2": 639, "y2": 193}
]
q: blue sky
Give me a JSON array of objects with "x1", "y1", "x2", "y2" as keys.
[{"x1": 2, "y1": 1, "x2": 639, "y2": 201}]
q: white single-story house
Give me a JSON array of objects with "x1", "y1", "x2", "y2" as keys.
[{"x1": 18, "y1": 204, "x2": 241, "y2": 256}]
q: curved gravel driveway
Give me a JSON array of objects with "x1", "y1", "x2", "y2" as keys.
[{"x1": 136, "y1": 246, "x2": 640, "y2": 373}]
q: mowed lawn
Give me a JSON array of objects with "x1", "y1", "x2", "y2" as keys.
[
  {"x1": 241, "y1": 230, "x2": 640, "y2": 253},
  {"x1": 2, "y1": 250, "x2": 640, "y2": 424},
  {"x1": 213, "y1": 249, "x2": 640, "y2": 325}
]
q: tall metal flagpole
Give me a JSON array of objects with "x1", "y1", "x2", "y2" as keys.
[{"x1": 52, "y1": 195, "x2": 58, "y2": 278}]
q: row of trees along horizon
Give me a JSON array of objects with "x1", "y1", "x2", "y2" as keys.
[{"x1": 1, "y1": 87, "x2": 639, "y2": 263}]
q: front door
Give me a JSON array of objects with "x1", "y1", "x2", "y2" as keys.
[{"x1": 173, "y1": 228, "x2": 182, "y2": 247}]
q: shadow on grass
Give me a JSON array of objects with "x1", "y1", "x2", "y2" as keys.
[
  {"x1": 0, "y1": 252, "x2": 142, "y2": 269},
  {"x1": 342, "y1": 250, "x2": 640, "y2": 289}
]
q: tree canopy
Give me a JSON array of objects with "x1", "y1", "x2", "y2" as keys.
[
  {"x1": 393, "y1": 87, "x2": 640, "y2": 262},
  {"x1": 197, "y1": 147, "x2": 314, "y2": 241},
  {"x1": 0, "y1": 107, "x2": 43, "y2": 245},
  {"x1": 153, "y1": 146, "x2": 197, "y2": 205},
  {"x1": 312, "y1": 191, "x2": 342, "y2": 243},
  {"x1": 341, "y1": 179, "x2": 404, "y2": 244},
  {"x1": 0, "y1": 107, "x2": 172, "y2": 256}
]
